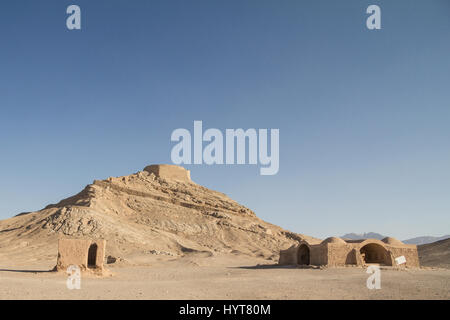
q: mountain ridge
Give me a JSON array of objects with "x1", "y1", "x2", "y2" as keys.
[{"x1": 341, "y1": 232, "x2": 450, "y2": 245}]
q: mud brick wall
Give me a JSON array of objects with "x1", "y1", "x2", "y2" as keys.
[
  {"x1": 56, "y1": 238, "x2": 106, "y2": 271},
  {"x1": 389, "y1": 245, "x2": 420, "y2": 268}
]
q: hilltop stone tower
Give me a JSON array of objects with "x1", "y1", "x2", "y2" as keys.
[{"x1": 143, "y1": 164, "x2": 191, "y2": 182}]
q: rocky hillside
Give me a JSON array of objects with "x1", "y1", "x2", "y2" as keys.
[
  {"x1": 0, "y1": 165, "x2": 314, "y2": 263},
  {"x1": 404, "y1": 235, "x2": 450, "y2": 245},
  {"x1": 418, "y1": 238, "x2": 450, "y2": 269}
]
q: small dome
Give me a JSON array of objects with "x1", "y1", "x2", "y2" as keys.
[
  {"x1": 321, "y1": 237, "x2": 346, "y2": 244},
  {"x1": 381, "y1": 237, "x2": 403, "y2": 245}
]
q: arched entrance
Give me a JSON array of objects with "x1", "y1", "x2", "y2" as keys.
[
  {"x1": 297, "y1": 244, "x2": 310, "y2": 265},
  {"x1": 359, "y1": 243, "x2": 391, "y2": 265},
  {"x1": 88, "y1": 243, "x2": 98, "y2": 268}
]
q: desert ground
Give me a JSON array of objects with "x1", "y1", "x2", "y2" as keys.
[{"x1": 0, "y1": 253, "x2": 449, "y2": 300}]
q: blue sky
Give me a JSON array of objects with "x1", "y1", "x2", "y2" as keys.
[{"x1": 0, "y1": 0, "x2": 449, "y2": 239}]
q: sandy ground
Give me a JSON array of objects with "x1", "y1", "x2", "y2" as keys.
[{"x1": 0, "y1": 254, "x2": 448, "y2": 300}]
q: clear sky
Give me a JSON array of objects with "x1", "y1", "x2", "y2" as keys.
[{"x1": 0, "y1": 0, "x2": 449, "y2": 240}]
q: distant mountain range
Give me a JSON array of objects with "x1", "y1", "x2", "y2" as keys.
[
  {"x1": 341, "y1": 232, "x2": 450, "y2": 245},
  {"x1": 341, "y1": 232, "x2": 385, "y2": 240}
]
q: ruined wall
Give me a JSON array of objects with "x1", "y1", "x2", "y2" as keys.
[
  {"x1": 144, "y1": 164, "x2": 191, "y2": 182},
  {"x1": 56, "y1": 238, "x2": 106, "y2": 271},
  {"x1": 388, "y1": 245, "x2": 420, "y2": 268},
  {"x1": 278, "y1": 245, "x2": 298, "y2": 265},
  {"x1": 326, "y1": 243, "x2": 356, "y2": 266},
  {"x1": 279, "y1": 243, "x2": 327, "y2": 266},
  {"x1": 310, "y1": 244, "x2": 328, "y2": 266},
  {"x1": 351, "y1": 248, "x2": 364, "y2": 266},
  {"x1": 93, "y1": 239, "x2": 106, "y2": 268}
]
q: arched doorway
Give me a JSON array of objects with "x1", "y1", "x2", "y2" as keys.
[
  {"x1": 88, "y1": 243, "x2": 98, "y2": 268},
  {"x1": 359, "y1": 243, "x2": 391, "y2": 265},
  {"x1": 297, "y1": 244, "x2": 310, "y2": 265}
]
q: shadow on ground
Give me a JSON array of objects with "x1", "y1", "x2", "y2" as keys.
[
  {"x1": 231, "y1": 264, "x2": 319, "y2": 270},
  {"x1": 0, "y1": 269, "x2": 53, "y2": 274}
]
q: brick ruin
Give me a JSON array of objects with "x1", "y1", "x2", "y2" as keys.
[
  {"x1": 55, "y1": 238, "x2": 106, "y2": 272},
  {"x1": 279, "y1": 237, "x2": 420, "y2": 268}
]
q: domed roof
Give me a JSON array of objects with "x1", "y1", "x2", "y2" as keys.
[
  {"x1": 381, "y1": 237, "x2": 403, "y2": 245},
  {"x1": 321, "y1": 237, "x2": 346, "y2": 244}
]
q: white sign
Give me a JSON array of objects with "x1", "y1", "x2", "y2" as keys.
[{"x1": 395, "y1": 255, "x2": 406, "y2": 265}]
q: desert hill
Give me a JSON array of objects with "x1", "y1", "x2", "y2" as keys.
[
  {"x1": 404, "y1": 235, "x2": 450, "y2": 245},
  {"x1": 418, "y1": 238, "x2": 450, "y2": 269},
  {"x1": 0, "y1": 165, "x2": 314, "y2": 265}
]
